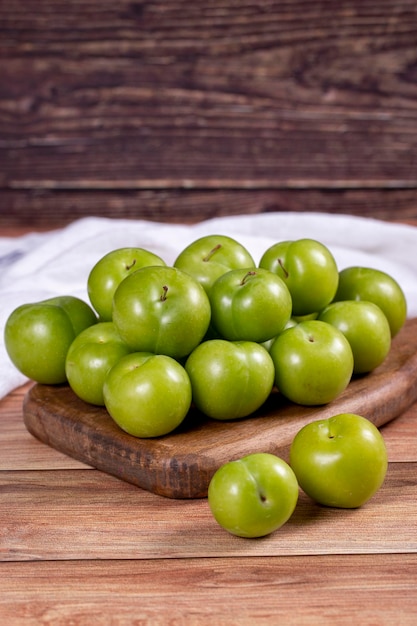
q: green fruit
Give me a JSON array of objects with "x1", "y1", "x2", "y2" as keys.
[
  {"x1": 103, "y1": 352, "x2": 192, "y2": 438},
  {"x1": 209, "y1": 268, "x2": 292, "y2": 343},
  {"x1": 208, "y1": 453, "x2": 299, "y2": 538},
  {"x1": 185, "y1": 339, "x2": 275, "y2": 420},
  {"x1": 333, "y1": 266, "x2": 407, "y2": 337},
  {"x1": 270, "y1": 320, "x2": 354, "y2": 406},
  {"x1": 4, "y1": 296, "x2": 97, "y2": 384},
  {"x1": 290, "y1": 413, "x2": 388, "y2": 508},
  {"x1": 112, "y1": 265, "x2": 211, "y2": 359},
  {"x1": 87, "y1": 247, "x2": 166, "y2": 321},
  {"x1": 65, "y1": 322, "x2": 131, "y2": 405},
  {"x1": 259, "y1": 238, "x2": 339, "y2": 316},
  {"x1": 174, "y1": 234, "x2": 255, "y2": 293},
  {"x1": 318, "y1": 300, "x2": 391, "y2": 374}
]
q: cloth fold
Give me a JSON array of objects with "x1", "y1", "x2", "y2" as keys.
[{"x1": 1, "y1": 212, "x2": 417, "y2": 399}]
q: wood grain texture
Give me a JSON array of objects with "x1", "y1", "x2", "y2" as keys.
[
  {"x1": 1, "y1": 555, "x2": 417, "y2": 625},
  {"x1": 22, "y1": 317, "x2": 417, "y2": 498},
  {"x1": 1, "y1": 463, "x2": 416, "y2": 562},
  {"x1": 0, "y1": 384, "x2": 90, "y2": 471},
  {"x1": 2, "y1": 0, "x2": 417, "y2": 225},
  {"x1": 2, "y1": 189, "x2": 417, "y2": 229}
]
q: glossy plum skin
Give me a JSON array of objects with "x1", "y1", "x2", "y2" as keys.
[
  {"x1": 269, "y1": 320, "x2": 354, "y2": 406},
  {"x1": 87, "y1": 247, "x2": 166, "y2": 321},
  {"x1": 333, "y1": 266, "x2": 407, "y2": 337},
  {"x1": 174, "y1": 234, "x2": 256, "y2": 293},
  {"x1": 259, "y1": 238, "x2": 339, "y2": 316},
  {"x1": 103, "y1": 352, "x2": 192, "y2": 438},
  {"x1": 318, "y1": 300, "x2": 391, "y2": 374},
  {"x1": 4, "y1": 296, "x2": 97, "y2": 385},
  {"x1": 208, "y1": 453, "x2": 299, "y2": 538},
  {"x1": 290, "y1": 413, "x2": 388, "y2": 508},
  {"x1": 65, "y1": 322, "x2": 131, "y2": 405},
  {"x1": 112, "y1": 265, "x2": 211, "y2": 359},
  {"x1": 185, "y1": 339, "x2": 275, "y2": 420},
  {"x1": 43, "y1": 295, "x2": 98, "y2": 335},
  {"x1": 209, "y1": 267, "x2": 292, "y2": 343}
]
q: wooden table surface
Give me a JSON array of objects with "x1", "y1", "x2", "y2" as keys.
[
  {"x1": 1, "y1": 227, "x2": 417, "y2": 624},
  {"x1": 2, "y1": 379, "x2": 417, "y2": 625}
]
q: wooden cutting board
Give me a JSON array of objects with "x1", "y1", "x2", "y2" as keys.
[{"x1": 23, "y1": 317, "x2": 417, "y2": 499}]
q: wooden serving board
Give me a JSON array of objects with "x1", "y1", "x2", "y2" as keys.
[{"x1": 23, "y1": 317, "x2": 417, "y2": 499}]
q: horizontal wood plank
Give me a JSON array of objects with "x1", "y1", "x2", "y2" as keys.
[
  {"x1": 1, "y1": 462, "x2": 416, "y2": 562},
  {"x1": 2, "y1": 0, "x2": 417, "y2": 226},
  {"x1": 1, "y1": 554, "x2": 417, "y2": 625},
  {"x1": 1, "y1": 189, "x2": 417, "y2": 228},
  {"x1": 0, "y1": 385, "x2": 90, "y2": 471}
]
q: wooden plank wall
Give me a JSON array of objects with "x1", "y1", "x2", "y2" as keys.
[{"x1": 1, "y1": 0, "x2": 417, "y2": 227}]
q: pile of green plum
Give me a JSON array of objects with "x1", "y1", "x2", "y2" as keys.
[
  {"x1": 5, "y1": 234, "x2": 406, "y2": 537},
  {"x1": 5, "y1": 234, "x2": 407, "y2": 434}
]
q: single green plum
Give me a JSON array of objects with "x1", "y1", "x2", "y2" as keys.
[
  {"x1": 209, "y1": 267, "x2": 292, "y2": 342},
  {"x1": 87, "y1": 247, "x2": 166, "y2": 321},
  {"x1": 185, "y1": 339, "x2": 275, "y2": 420},
  {"x1": 174, "y1": 234, "x2": 255, "y2": 293},
  {"x1": 4, "y1": 295, "x2": 97, "y2": 384},
  {"x1": 208, "y1": 453, "x2": 299, "y2": 538},
  {"x1": 259, "y1": 238, "x2": 339, "y2": 316},
  {"x1": 65, "y1": 322, "x2": 131, "y2": 405},
  {"x1": 112, "y1": 265, "x2": 211, "y2": 359},
  {"x1": 290, "y1": 413, "x2": 388, "y2": 508},
  {"x1": 270, "y1": 320, "x2": 354, "y2": 406},
  {"x1": 103, "y1": 352, "x2": 192, "y2": 438},
  {"x1": 318, "y1": 300, "x2": 391, "y2": 374}
]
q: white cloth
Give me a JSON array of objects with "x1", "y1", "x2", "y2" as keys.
[{"x1": 1, "y1": 212, "x2": 417, "y2": 399}]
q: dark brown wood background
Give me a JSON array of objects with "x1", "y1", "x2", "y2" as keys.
[{"x1": 1, "y1": 0, "x2": 417, "y2": 228}]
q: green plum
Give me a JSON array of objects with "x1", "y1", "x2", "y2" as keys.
[
  {"x1": 208, "y1": 267, "x2": 292, "y2": 343},
  {"x1": 318, "y1": 300, "x2": 391, "y2": 374},
  {"x1": 65, "y1": 322, "x2": 131, "y2": 405},
  {"x1": 270, "y1": 320, "x2": 354, "y2": 406},
  {"x1": 112, "y1": 265, "x2": 211, "y2": 359},
  {"x1": 174, "y1": 234, "x2": 255, "y2": 293},
  {"x1": 185, "y1": 339, "x2": 275, "y2": 420},
  {"x1": 259, "y1": 238, "x2": 339, "y2": 316},
  {"x1": 290, "y1": 413, "x2": 388, "y2": 508},
  {"x1": 208, "y1": 453, "x2": 299, "y2": 538},
  {"x1": 87, "y1": 247, "x2": 166, "y2": 321},
  {"x1": 103, "y1": 352, "x2": 192, "y2": 438},
  {"x1": 4, "y1": 295, "x2": 97, "y2": 385},
  {"x1": 333, "y1": 266, "x2": 407, "y2": 337}
]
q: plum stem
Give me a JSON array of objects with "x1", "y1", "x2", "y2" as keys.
[
  {"x1": 125, "y1": 259, "x2": 137, "y2": 271},
  {"x1": 240, "y1": 270, "x2": 257, "y2": 285},
  {"x1": 160, "y1": 285, "x2": 168, "y2": 301},
  {"x1": 278, "y1": 258, "x2": 289, "y2": 278},
  {"x1": 203, "y1": 244, "x2": 222, "y2": 262}
]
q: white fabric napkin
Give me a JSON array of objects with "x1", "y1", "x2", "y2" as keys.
[{"x1": 1, "y1": 212, "x2": 417, "y2": 400}]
